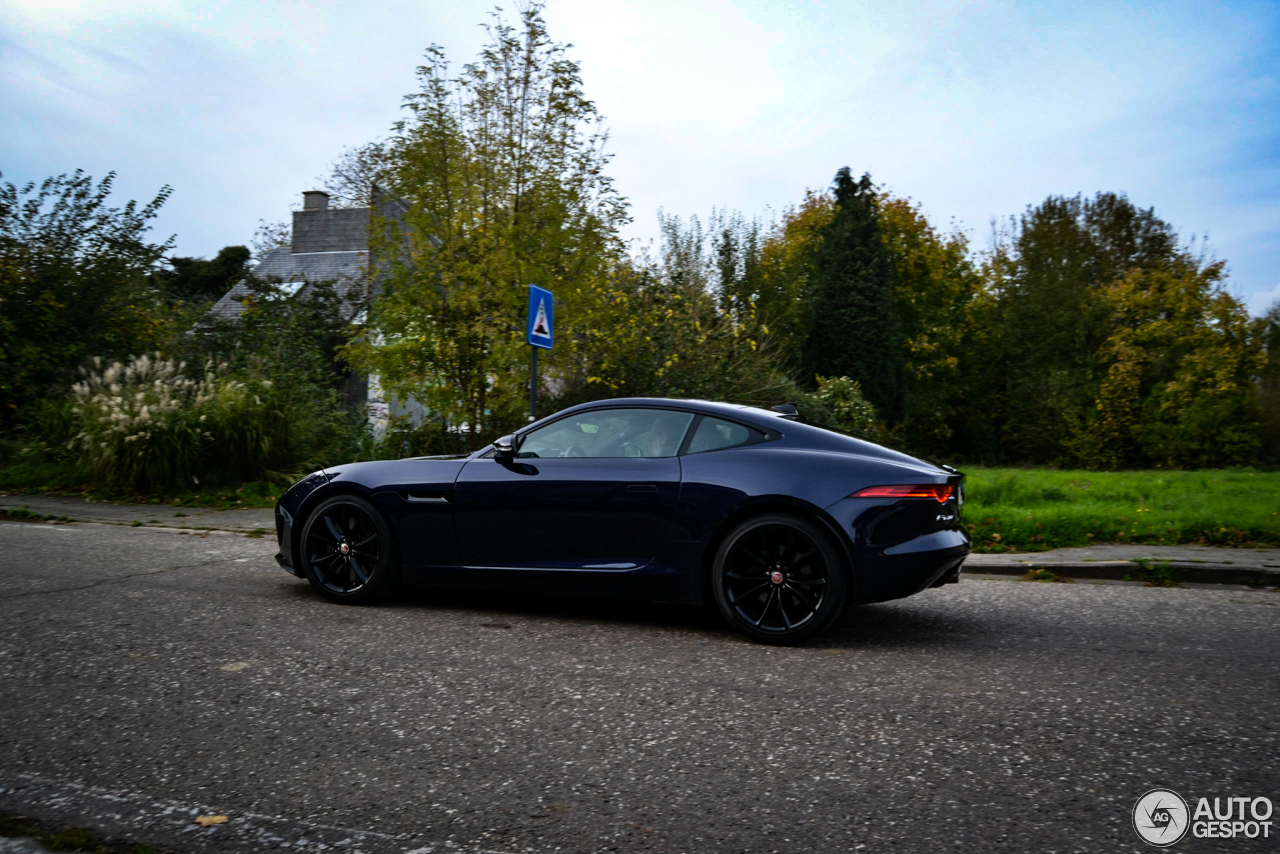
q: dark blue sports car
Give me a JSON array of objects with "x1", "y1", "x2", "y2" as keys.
[{"x1": 274, "y1": 398, "x2": 970, "y2": 644}]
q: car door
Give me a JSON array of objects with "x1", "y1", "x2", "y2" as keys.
[{"x1": 452, "y1": 407, "x2": 694, "y2": 569}]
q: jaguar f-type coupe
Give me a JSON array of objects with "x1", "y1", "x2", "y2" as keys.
[{"x1": 274, "y1": 398, "x2": 970, "y2": 644}]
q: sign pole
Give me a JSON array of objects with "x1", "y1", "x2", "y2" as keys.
[{"x1": 529, "y1": 344, "x2": 538, "y2": 421}]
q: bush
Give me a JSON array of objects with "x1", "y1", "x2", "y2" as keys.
[
  {"x1": 67, "y1": 353, "x2": 362, "y2": 493},
  {"x1": 797, "y1": 375, "x2": 882, "y2": 441},
  {"x1": 72, "y1": 354, "x2": 238, "y2": 491}
]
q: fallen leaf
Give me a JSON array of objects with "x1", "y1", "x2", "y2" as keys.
[
  {"x1": 219, "y1": 662, "x2": 250, "y2": 672},
  {"x1": 194, "y1": 815, "x2": 227, "y2": 826}
]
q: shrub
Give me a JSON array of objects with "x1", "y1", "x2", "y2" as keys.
[
  {"x1": 71, "y1": 354, "x2": 246, "y2": 491},
  {"x1": 799, "y1": 375, "x2": 881, "y2": 440},
  {"x1": 66, "y1": 352, "x2": 365, "y2": 493}
]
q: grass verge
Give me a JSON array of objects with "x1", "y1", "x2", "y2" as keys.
[
  {"x1": 963, "y1": 467, "x2": 1280, "y2": 553},
  {"x1": 0, "y1": 456, "x2": 284, "y2": 509},
  {"x1": 0, "y1": 814, "x2": 171, "y2": 853}
]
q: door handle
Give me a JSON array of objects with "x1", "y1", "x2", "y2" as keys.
[{"x1": 626, "y1": 484, "x2": 658, "y2": 492}]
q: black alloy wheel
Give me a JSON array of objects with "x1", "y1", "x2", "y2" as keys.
[
  {"x1": 300, "y1": 495, "x2": 399, "y2": 604},
  {"x1": 712, "y1": 513, "x2": 848, "y2": 645}
]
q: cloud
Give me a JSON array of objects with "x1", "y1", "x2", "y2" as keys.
[
  {"x1": 1249, "y1": 282, "x2": 1280, "y2": 318},
  {"x1": 0, "y1": 0, "x2": 1275, "y2": 315}
]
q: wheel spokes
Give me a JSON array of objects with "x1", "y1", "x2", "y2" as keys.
[
  {"x1": 785, "y1": 582, "x2": 820, "y2": 613},
  {"x1": 347, "y1": 555, "x2": 369, "y2": 584},
  {"x1": 724, "y1": 523, "x2": 830, "y2": 633},
  {"x1": 753, "y1": 587, "x2": 778, "y2": 626},
  {"x1": 729, "y1": 581, "x2": 770, "y2": 606},
  {"x1": 306, "y1": 504, "x2": 384, "y2": 594},
  {"x1": 777, "y1": 590, "x2": 795, "y2": 630},
  {"x1": 786, "y1": 548, "x2": 817, "y2": 571}
]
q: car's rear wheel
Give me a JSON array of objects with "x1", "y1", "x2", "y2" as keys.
[
  {"x1": 712, "y1": 513, "x2": 848, "y2": 645},
  {"x1": 300, "y1": 495, "x2": 399, "y2": 604}
]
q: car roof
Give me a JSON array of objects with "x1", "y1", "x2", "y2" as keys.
[
  {"x1": 554, "y1": 397, "x2": 788, "y2": 430},
  {"x1": 499, "y1": 396, "x2": 940, "y2": 472}
]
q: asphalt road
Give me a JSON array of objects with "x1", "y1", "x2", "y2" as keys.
[{"x1": 0, "y1": 520, "x2": 1276, "y2": 854}]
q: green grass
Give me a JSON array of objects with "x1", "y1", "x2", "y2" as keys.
[
  {"x1": 963, "y1": 468, "x2": 1280, "y2": 552},
  {"x1": 0, "y1": 456, "x2": 284, "y2": 509},
  {"x1": 0, "y1": 814, "x2": 169, "y2": 853}
]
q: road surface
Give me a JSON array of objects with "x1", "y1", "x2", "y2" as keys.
[{"x1": 0, "y1": 519, "x2": 1276, "y2": 853}]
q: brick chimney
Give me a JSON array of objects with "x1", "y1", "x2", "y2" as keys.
[{"x1": 302, "y1": 190, "x2": 330, "y2": 211}]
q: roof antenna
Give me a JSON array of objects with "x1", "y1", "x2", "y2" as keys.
[{"x1": 770, "y1": 402, "x2": 800, "y2": 420}]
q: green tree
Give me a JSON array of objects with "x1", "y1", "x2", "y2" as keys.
[
  {"x1": 0, "y1": 170, "x2": 173, "y2": 428},
  {"x1": 172, "y1": 275, "x2": 366, "y2": 479},
  {"x1": 757, "y1": 192, "x2": 833, "y2": 371},
  {"x1": 876, "y1": 192, "x2": 981, "y2": 458},
  {"x1": 1063, "y1": 261, "x2": 1263, "y2": 468},
  {"x1": 348, "y1": 2, "x2": 628, "y2": 448},
  {"x1": 802, "y1": 169, "x2": 905, "y2": 422},
  {"x1": 554, "y1": 261, "x2": 791, "y2": 407},
  {"x1": 994, "y1": 192, "x2": 1182, "y2": 463},
  {"x1": 155, "y1": 245, "x2": 250, "y2": 307},
  {"x1": 1261, "y1": 300, "x2": 1280, "y2": 466}
]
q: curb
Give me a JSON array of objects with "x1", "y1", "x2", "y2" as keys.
[{"x1": 964, "y1": 558, "x2": 1280, "y2": 587}]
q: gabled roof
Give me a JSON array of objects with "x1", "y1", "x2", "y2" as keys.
[{"x1": 206, "y1": 246, "x2": 368, "y2": 321}]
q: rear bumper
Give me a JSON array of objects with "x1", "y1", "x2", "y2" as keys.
[{"x1": 852, "y1": 529, "x2": 971, "y2": 605}]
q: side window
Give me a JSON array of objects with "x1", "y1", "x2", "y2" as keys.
[
  {"x1": 517, "y1": 409, "x2": 694, "y2": 459},
  {"x1": 686, "y1": 416, "x2": 764, "y2": 455}
]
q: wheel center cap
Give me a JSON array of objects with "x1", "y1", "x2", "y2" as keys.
[
  {"x1": 770, "y1": 571, "x2": 784, "y2": 584},
  {"x1": 339, "y1": 543, "x2": 350, "y2": 555}
]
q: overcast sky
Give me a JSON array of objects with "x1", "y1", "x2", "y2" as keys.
[{"x1": 3, "y1": 0, "x2": 1277, "y2": 315}]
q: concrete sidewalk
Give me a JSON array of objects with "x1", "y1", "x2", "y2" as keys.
[
  {"x1": 965, "y1": 544, "x2": 1280, "y2": 586},
  {"x1": 0, "y1": 493, "x2": 273, "y2": 533},
  {"x1": 2, "y1": 493, "x2": 1277, "y2": 586}
]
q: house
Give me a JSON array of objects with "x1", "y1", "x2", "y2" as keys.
[
  {"x1": 208, "y1": 190, "x2": 369, "y2": 323},
  {"x1": 210, "y1": 189, "x2": 420, "y2": 432}
]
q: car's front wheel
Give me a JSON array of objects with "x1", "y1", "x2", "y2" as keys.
[
  {"x1": 711, "y1": 513, "x2": 848, "y2": 645},
  {"x1": 300, "y1": 495, "x2": 399, "y2": 604}
]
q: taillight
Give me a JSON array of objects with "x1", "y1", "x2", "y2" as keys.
[{"x1": 851, "y1": 484, "x2": 953, "y2": 503}]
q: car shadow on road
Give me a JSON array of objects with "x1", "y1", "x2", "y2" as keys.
[
  {"x1": 819, "y1": 599, "x2": 1004, "y2": 651},
  {"x1": 281, "y1": 578, "x2": 1000, "y2": 651},
  {"x1": 277, "y1": 578, "x2": 735, "y2": 638}
]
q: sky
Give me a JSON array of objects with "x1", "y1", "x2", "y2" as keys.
[{"x1": 2, "y1": 0, "x2": 1278, "y2": 315}]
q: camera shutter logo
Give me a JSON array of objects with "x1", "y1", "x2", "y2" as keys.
[{"x1": 1133, "y1": 788, "x2": 1190, "y2": 847}]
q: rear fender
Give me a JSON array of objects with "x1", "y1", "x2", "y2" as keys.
[{"x1": 693, "y1": 495, "x2": 858, "y2": 606}]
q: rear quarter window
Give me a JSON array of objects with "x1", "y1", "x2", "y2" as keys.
[{"x1": 686, "y1": 416, "x2": 766, "y2": 454}]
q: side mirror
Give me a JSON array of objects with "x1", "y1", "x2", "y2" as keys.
[{"x1": 493, "y1": 435, "x2": 515, "y2": 461}]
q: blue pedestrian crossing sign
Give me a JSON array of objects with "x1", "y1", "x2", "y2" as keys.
[{"x1": 527, "y1": 284, "x2": 554, "y2": 349}]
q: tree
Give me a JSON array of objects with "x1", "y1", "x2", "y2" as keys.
[
  {"x1": 250, "y1": 219, "x2": 290, "y2": 263},
  {"x1": 154, "y1": 245, "x2": 250, "y2": 307},
  {"x1": 876, "y1": 192, "x2": 980, "y2": 458},
  {"x1": 1260, "y1": 300, "x2": 1280, "y2": 466},
  {"x1": 554, "y1": 260, "x2": 792, "y2": 408},
  {"x1": 994, "y1": 192, "x2": 1182, "y2": 463},
  {"x1": 320, "y1": 141, "x2": 393, "y2": 209},
  {"x1": 802, "y1": 169, "x2": 905, "y2": 422},
  {"x1": 348, "y1": 3, "x2": 629, "y2": 447},
  {"x1": 0, "y1": 170, "x2": 173, "y2": 428},
  {"x1": 1064, "y1": 260, "x2": 1262, "y2": 468},
  {"x1": 756, "y1": 191, "x2": 833, "y2": 371}
]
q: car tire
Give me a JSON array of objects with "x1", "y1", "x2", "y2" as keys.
[
  {"x1": 711, "y1": 513, "x2": 848, "y2": 645},
  {"x1": 299, "y1": 495, "x2": 400, "y2": 605}
]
